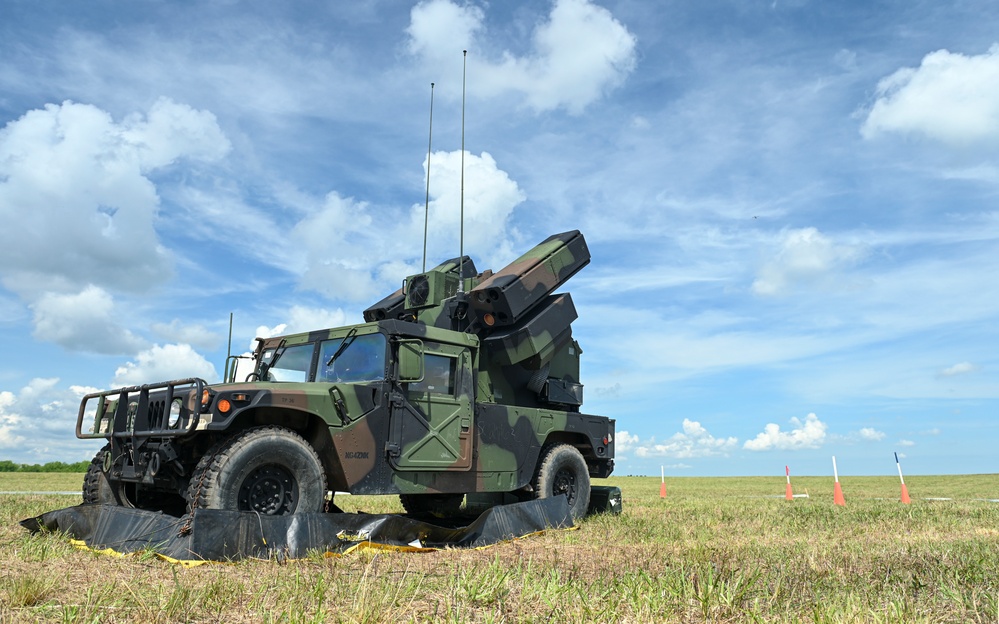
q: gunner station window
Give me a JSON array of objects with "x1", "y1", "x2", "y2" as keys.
[{"x1": 410, "y1": 354, "x2": 455, "y2": 395}]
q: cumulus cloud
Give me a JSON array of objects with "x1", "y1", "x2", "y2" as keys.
[
  {"x1": 406, "y1": 0, "x2": 483, "y2": 60},
  {"x1": 31, "y1": 285, "x2": 148, "y2": 354},
  {"x1": 252, "y1": 323, "x2": 288, "y2": 348},
  {"x1": 744, "y1": 413, "x2": 827, "y2": 451},
  {"x1": 293, "y1": 150, "x2": 525, "y2": 302},
  {"x1": 0, "y1": 390, "x2": 26, "y2": 449},
  {"x1": 898, "y1": 439, "x2": 915, "y2": 447},
  {"x1": 407, "y1": 0, "x2": 637, "y2": 113},
  {"x1": 939, "y1": 361, "x2": 980, "y2": 377},
  {"x1": 0, "y1": 98, "x2": 229, "y2": 298},
  {"x1": 151, "y1": 319, "x2": 221, "y2": 351},
  {"x1": 752, "y1": 227, "x2": 865, "y2": 296},
  {"x1": 615, "y1": 430, "x2": 640, "y2": 453},
  {"x1": 862, "y1": 44, "x2": 999, "y2": 146},
  {"x1": 112, "y1": 344, "x2": 219, "y2": 387},
  {"x1": 293, "y1": 193, "x2": 395, "y2": 302},
  {"x1": 288, "y1": 305, "x2": 348, "y2": 334},
  {"x1": 633, "y1": 419, "x2": 738, "y2": 459},
  {"x1": 413, "y1": 150, "x2": 525, "y2": 262},
  {"x1": 0, "y1": 379, "x2": 103, "y2": 460},
  {"x1": 858, "y1": 427, "x2": 886, "y2": 441}
]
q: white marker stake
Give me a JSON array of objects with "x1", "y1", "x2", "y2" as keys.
[
  {"x1": 895, "y1": 452, "x2": 911, "y2": 504},
  {"x1": 785, "y1": 465, "x2": 793, "y2": 500},
  {"x1": 659, "y1": 465, "x2": 666, "y2": 499},
  {"x1": 832, "y1": 456, "x2": 846, "y2": 506}
]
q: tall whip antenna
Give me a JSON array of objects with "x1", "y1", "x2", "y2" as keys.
[
  {"x1": 459, "y1": 50, "x2": 467, "y2": 292},
  {"x1": 422, "y1": 82, "x2": 435, "y2": 273}
]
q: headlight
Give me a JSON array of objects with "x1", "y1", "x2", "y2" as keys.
[{"x1": 168, "y1": 398, "x2": 183, "y2": 428}]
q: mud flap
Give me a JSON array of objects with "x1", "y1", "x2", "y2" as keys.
[{"x1": 20, "y1": 497, "x2": 573, "y2": 563}]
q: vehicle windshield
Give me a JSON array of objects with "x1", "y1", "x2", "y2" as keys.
[
  {"x1": 318, "y1": 333, "x2": 387, "y2": 383},
  {"x1": 258, "y1": 343, "x2": 315, "y2": 382}
]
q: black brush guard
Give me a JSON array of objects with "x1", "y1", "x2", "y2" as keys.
[{"x1": 76, "y1": 378, "x2": 207, "y2": 485}]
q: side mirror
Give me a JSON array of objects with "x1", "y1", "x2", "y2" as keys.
[{"x1": 396, "y1": 339, "x2": 424, "y2": 382}]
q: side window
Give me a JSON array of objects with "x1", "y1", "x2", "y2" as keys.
[
  {"x1": 410, "y1": 354, "x2": 455, "y2": 395},
  {"x1": 319, "y1": 333, "x2": 387, "y2": 383},
  {"x1": 264, "y1": 344, "x2": 315, "y2": 382}
]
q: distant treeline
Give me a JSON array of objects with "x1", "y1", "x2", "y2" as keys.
[{"x1": 0, "y1": 460, "x2": 90, "y2": 472}]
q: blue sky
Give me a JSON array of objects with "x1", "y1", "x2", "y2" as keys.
[{"x1": 0, "y1": 0, "x2": 996, "y2": 477}]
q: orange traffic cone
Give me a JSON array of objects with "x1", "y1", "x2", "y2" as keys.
[
  {"x1": 896, "y1": 453, "x2": 911, "y2": 504},
  {"x1": 785, "y1": 465, "x2": 793, "y2": 500},
  {"x1": 833, "y1": 481, "x2": 846, "y2": 506},
  {"x1": 832, "y1": 456, "x2": 846, "y2": 506}
]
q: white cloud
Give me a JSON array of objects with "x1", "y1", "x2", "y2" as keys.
[
  {"x1": 939, "y1": 361, "x2": 979, "y2": 377},
  {"x1": 898, "y1": 439, "x2": 915, "y2": 447},
  {"x1": 293, "y1": 192, "x2": 392, "y2": 302},
  {"x1": 633, "y1": 419, "x2": 738, "y2": 459},
  {"x1": 112, "y1": 344, "x2": 219, "y2": 387},
  {"x1": 407, "y1": 0, "x2": 636, "y2": 113},
  {"x1": 292, "y1": 150, "x2": 525, "y2": 302},
  {"x1": 406, "y1": 0, "x2": 484, "y2": 62},
  {"x1": 744, "y1": 413, "x2": 827, "y2": 451},
  {"x1": 0, "y1": 98, "x2": 229, "y2": 298},
  {"x1": 858, "y1": 427, "x2": 885, "y2": 441},
  {"x1": 862, "y1": 44, "x2": 999, "y2": 146},
  {"x1": 615, "y1": 430, "x2": 639, "y2": 453},
  {"x1": 253, "y1": 323, "x2": 288, "y2": 348},
  {"x1": 286, "y1": 306, "x2": 348, "y2": 334},
  {"x1": 0, "y1": 390, "x2": 26, "y2": 449},
  {"x1": 413, "y1": 150, "x2": 525, "y2": 264},
  {"x1": 122, "y1": 96, "x2": 231, "y2": 168},
  {"x1": 30, "y1": 285, "x2": 148, "y2": 354},
  {"x1": 752, "y1": 227, "x2": 865, "y2": 296},
  {"x1": 0, "y1": 379, "x2": 105, "y2": 460},
  {"x1": 151, "y1": 319, "x2": 221, "y2": 351}
]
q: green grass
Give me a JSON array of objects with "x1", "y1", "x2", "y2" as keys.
[{"x1": 1, "y1": 473, "x2": 997, "y2": 622}]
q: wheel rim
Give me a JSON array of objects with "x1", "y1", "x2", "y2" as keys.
[
  {"x1": 552, "y1": 466, "x2": 577, "y2": 506},
  {"x1": 238, "y1": 464, "x2": 297, "y2": 515}
]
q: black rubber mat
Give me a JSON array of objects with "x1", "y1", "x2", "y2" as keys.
[{"x1": 21, "y1": 497, "x2": 573, "y2": 562}]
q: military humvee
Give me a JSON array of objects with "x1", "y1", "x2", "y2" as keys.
[{"x1": 76, "y1": 231, "x2": 615, "y2": 520}]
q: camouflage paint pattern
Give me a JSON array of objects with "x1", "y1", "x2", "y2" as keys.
[{"x1": 76, "y1": 231, "x2": 614, "y2": 506}]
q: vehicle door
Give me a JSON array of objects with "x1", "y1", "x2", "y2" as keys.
[{"x1": 389, "y1": 341, "x2": 473, "y2": 471}]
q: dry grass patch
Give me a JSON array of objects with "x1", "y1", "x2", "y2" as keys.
[{"x1": 1, "y1": 474, "x2": 998, "y2": 622}]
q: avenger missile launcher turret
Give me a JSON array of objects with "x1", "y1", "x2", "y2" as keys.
[{"x1": 77, "y1": 230, "x2": 615, "y2": 521}]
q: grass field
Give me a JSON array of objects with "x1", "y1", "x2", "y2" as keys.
[{"x1": 1, "y1": 472, "x2": 997, "y2": 622}]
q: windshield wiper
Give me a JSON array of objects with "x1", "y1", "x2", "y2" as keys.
[
  {"x1": 257, "y1": 339, "x2": 286, "y2": 380},
  {"x1": 326, "y1": 328, "x2": 358, "y2": 367}
]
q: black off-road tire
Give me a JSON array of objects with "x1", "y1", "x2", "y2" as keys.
[
  {"x1": 533, "y1": 444, "x2": 591, "y2": 522},
  {"x1": 82, "y1": 444, "x2": 125, "y2": 506},
  {"x1": 186, "y1": 426, "x2": 327, "y2": 516},
  {"x1": 399, "y1": 493, "x2": 465, "y2": 518}
]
